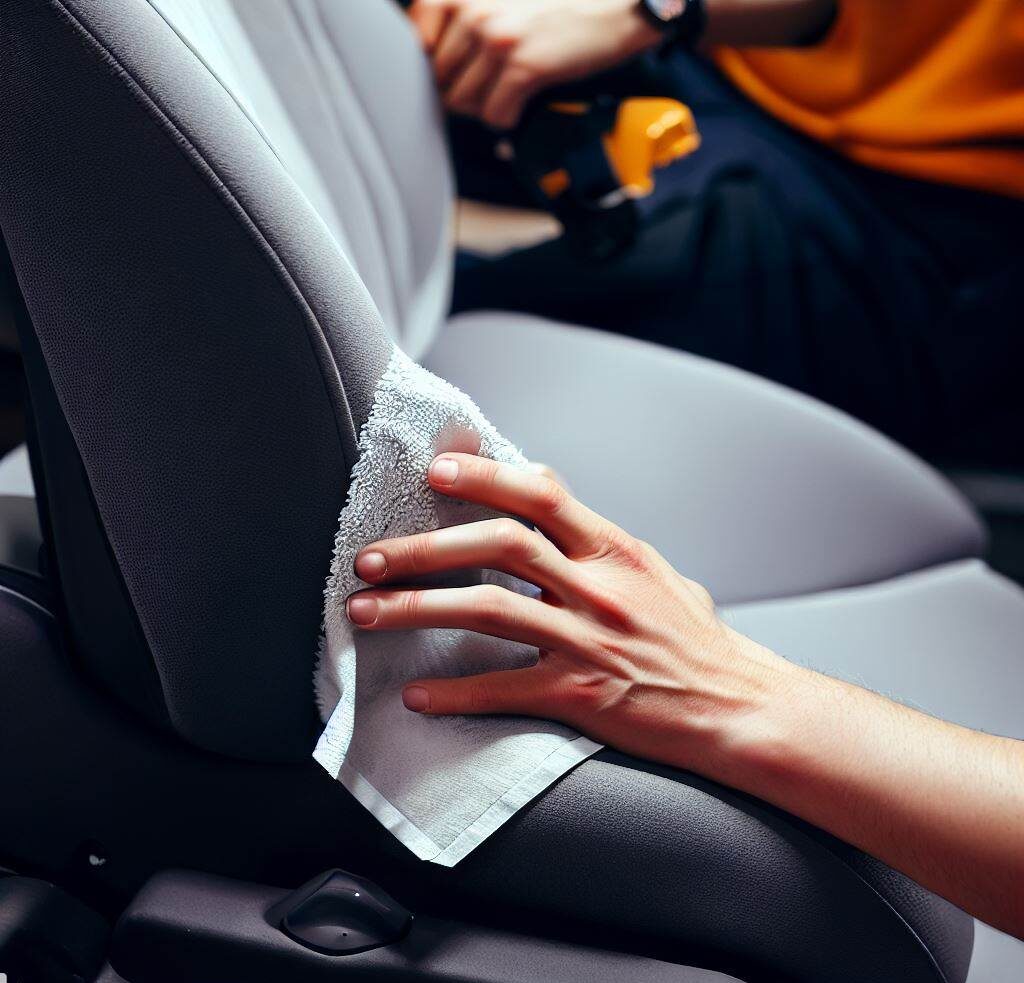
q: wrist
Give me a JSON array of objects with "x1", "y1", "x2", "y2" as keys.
[
  {"x1": 691, "y1": 640, "x2": 824, "y2": 790},
  {"x1": 724, "y1": 660, "x2": 866, "y2": 806}
]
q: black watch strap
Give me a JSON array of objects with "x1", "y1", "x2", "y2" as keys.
[{"x1": 639, "y1": 0, "x2": 707, "y2": 49}]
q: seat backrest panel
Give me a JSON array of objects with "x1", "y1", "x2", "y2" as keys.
[
  {"x1": 0, "y1": 0, "x2": 393, "y2": 759},
  {"x1": 149, "y1": 0, "x2": 454, "y2": 358}
]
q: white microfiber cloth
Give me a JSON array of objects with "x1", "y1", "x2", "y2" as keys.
[{"x1": 313, "y1": 346, "x2": 602, "y2": 866}]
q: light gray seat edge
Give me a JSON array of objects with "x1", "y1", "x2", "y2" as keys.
[
  {"x1": 426, "y1": 311, "x2": 986, "y2": 605},
  {"x1": 0, "y1": 444, "x2": 32, "y2": 497},
  {"x1": 721, "y1": 557, "x2": 1024, "y2": 983},
  {"x1": 0, "y1": 446, "x2": 39, "y2": 575}
]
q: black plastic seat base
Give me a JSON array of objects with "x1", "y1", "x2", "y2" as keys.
[
  {"x1": 0, "y1": 873, "x2": 109, "y2": 983},
  {"x1": 107, "y1": 869, "x2": 737, "y2": 983}
]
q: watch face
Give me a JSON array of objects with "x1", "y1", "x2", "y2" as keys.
[{"x1": 646, "y1": 0, "x2": 686, "y2": 23}]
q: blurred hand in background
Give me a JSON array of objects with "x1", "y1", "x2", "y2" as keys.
[{"x1": 408, "y1": 0, "x2": 661, "y2": 128}]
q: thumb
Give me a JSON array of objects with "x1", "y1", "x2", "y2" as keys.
[{"x1": 403, "y1": 666, "x2": 551, "y2": 717}]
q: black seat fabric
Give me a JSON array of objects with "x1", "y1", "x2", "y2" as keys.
[
  {"x1": 0, "y1": 0, "x2": 390, "y2": 759},
  {"x1": 0, "y1": 584, "x2": 974, "y2": 983}
]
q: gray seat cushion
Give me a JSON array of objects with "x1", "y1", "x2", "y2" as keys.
[
  {"x1": 0, "y1": 447, "x2": 38, "y2": 575},
  {"x1": 0, "y1": 444, "x2": 33, "y2": 497},
  {"x1": 722, "y1": 558, "x2": 1024, "y2": 982},
  {"x1": 426, "y1": 312, "x2": 985, "y2": 604}
]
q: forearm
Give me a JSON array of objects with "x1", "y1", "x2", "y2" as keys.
[
  {"x1": 703, "y1": 0, "x2": 837, "y2": 47},
  {"x1": 700, "y1": 648, "x2": 1024, "y2": 937}
]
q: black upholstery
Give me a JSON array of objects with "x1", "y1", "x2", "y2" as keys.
[
  {"x1": 0, "y1": 0, "x2": 390, "y2": 760},
  {"x1": 0, "y1": 583, "x2": 973, "y2": 983}
]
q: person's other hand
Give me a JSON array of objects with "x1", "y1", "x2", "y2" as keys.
[
  {"x1": 347, "y1": 453, "x2": 799, "y2": 774},
  {"x1": 407, "y1": 0, "x2": 661, "y2": 129}
]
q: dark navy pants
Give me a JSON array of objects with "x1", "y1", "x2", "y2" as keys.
[{"x1": 452, "y1": 53, "x2": 1024, "y2": 467}]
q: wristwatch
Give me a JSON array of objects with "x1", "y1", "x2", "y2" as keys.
[{"x1": 638, "y1": 0, "x2": 707, "y2": 48}]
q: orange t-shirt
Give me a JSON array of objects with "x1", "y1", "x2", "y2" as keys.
[{"x1": 714, "y1": 0, "x2": 1024, "y2": 198}]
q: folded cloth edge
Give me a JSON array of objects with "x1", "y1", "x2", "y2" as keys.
[{"x1": 318, "y1": 734, "x2": 603, "y2": 866}]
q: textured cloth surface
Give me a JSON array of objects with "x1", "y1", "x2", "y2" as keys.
[{"x1": 314, "y1": 346, "x2": 600, "y2": 865}]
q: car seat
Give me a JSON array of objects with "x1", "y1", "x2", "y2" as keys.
[{"x1": 0, "y1": 1, "x2": 1021, "y2": 980}]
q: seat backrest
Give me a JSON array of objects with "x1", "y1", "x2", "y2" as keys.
[
  {"x1": 149, "y1": 0, "x2": 454, "y2": 358},
  {"x1": 0, "y1": 0, "x2": 451, "y2": 759}
]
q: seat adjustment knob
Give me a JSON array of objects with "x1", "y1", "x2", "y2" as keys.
[{"x1": 267, "y1": 869, "x2": 412, "y2": 956}]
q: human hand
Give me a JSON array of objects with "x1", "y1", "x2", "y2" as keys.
[
  {"x1": 347, "y1": 455, "x2": 1024, "y2": 938},
  {"x1": 347, "y1": 452, "x2": 797, "y2": 774},
  {"x1": 407, "y1": 0, "x2": 661, "y2": 129}
]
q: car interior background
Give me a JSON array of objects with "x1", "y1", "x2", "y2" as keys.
[{"x1": 0, "y1": 1, "x2": 1021, "y2": 981}]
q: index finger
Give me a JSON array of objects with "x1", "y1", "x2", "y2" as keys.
[{"x1": 427, "y1": 453, "x2": 607, "y2": 558}]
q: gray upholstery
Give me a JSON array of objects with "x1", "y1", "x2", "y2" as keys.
[
  {"x1": 427, "y1": 312, "x2": 985, "y2": 603},
  {"x1": 723, "y1": 560, "x2": 1024, "y2": 982},
  {"x1": 0, "y1": 448, "x2": 37, "y2": 576},
  {"x1": 724, "y1": 560, "x2": 1024, "y2": 738},
  {"x1": 0, "y1": 0, "x2": 1014, "y2": 979},
  {"x1": 150, "y1": 0, "x2": 453, "y2": 359},
  {"x1": 0, "y1": 445, "x2": 33, "y2": 498}
]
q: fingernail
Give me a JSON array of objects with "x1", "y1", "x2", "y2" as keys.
[
  {"x1": 355, "y1": 551, "x2": 387, "y2": 581},
  {"x1": 430, "y1": 457, "x2": 459, "y2": 486},
  {"x1": 403, "y1": 685, "x2": 430, "y2": 712},
  {"x1": 347, "y1": 596, "x2": 379, "y2": 627}
]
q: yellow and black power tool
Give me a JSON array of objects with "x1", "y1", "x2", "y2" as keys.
[
  {"x1": 395, "y1": 0, "x2": 698, "y2": 260},
  {"x1": 503, "y1": 95, "x2": 700, "y2": 261}
]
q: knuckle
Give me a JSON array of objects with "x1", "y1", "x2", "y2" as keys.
[
  {"x1": 471, "y1": 583, "x2": 511, "y2": 627},
  {"x1": 611, "y1": 534, "x2": 652, "y2": 571},
  {"x1": 491, "y1": 518, "x2": 535, "y2": 561},
  {"x1": 468, "y1": 679, "x2": 496, "y2": 712},
  {"x1": 635, "y1": 538, "x2": 658, "y2": 560},
  {"x1": 470, "y1": 456, "x2": 502, "y2": 489},
  {"x1": 404, "y1": 533, "x2": 435, "y2": 575},
  {"x1": 399, "y1": 590, "x2": 424, "y2": 621},
  {"x1": 485, "y1": 458, "x2": 505, "y2": 484},
  {"x1": 684, "y1": 577, "x2": 715, "y2": 610},
  {"x1": 589, "y1": 588, "x2": 637, "y2": 633},
  {"x1": 530, "y1": 476, "x2": 567, "y2": 517}
]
